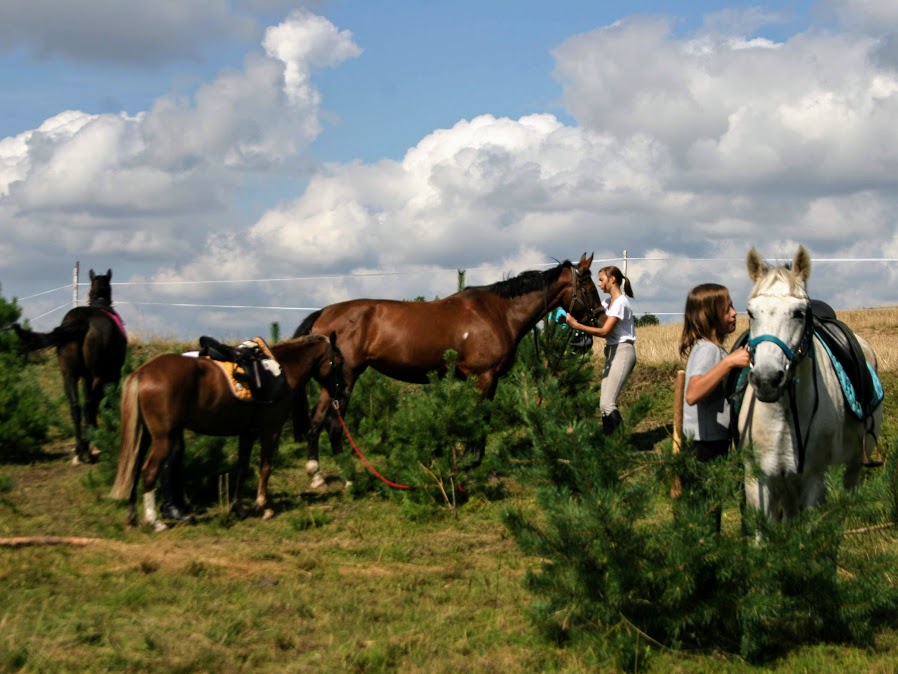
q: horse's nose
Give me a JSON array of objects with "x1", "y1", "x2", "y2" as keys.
[{"x1": 749, "y1": 368, "x2": 786, "y2": 402}]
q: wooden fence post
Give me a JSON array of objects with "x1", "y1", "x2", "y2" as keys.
[{"x1": 670, "y1": 369, "x2": 685, "y2": 498}]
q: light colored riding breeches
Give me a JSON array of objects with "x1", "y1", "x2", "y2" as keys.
[{"x1": 600, "y1": 341, "x2": 636, "y2": 416}]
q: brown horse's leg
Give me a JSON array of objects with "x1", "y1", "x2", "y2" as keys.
[
  {"x1": 160, "y1": 431, "x2": 191, "y2": 522},
  {"x1": 140, "y1": 435, "x2": 171, "y2": 532},
  {"x1": 232, "y1": 432, "x2": 257, "y2": 517},
  {"x1": 255, "y1": 429, "x2": 280, "y2": 520},
  {"x1": 305, "y1": 393, "x2": 332, "y2": 488}
]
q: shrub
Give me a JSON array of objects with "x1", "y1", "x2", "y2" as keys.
[
  {"x1": 504, "y1": 397, "x2": 898, "y2": 667},
  {"x1": 0, "y1": 289, "x2": 51, "y2": 462}
]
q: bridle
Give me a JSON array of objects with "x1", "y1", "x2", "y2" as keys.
[
  {"x1": 745, "y1": 298, "x2": 818, "y2": 473},
  {"x1": 567, "y1": 266, "x2": 603, "y2": 327}
]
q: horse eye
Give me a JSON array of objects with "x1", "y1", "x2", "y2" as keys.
[
  {"x1": 793, "y1": 309, "x2": 805, "y2": 320},
  {"x1": 746, "y1": 309, "x2": 755, "y2": 320}
]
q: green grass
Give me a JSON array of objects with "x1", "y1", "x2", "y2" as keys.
[{"x1": 2, "y1": 349, "x2": 897, "y2": 673}]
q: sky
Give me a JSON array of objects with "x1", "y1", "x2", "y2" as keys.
[{"x1": 1, "y1": 0, "x2": 897, "y2": 341}]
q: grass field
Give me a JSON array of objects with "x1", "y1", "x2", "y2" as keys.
[{"x1": 2, "y1": 310, "x2": 897, "y2": 673}]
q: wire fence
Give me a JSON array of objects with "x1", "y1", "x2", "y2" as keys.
[{"x1": 11, "y1": 255, "x2": 898, "y2": 331}]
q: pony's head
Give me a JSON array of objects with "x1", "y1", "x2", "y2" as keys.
[
  {"x1": 318, "y1": 331, "x2": 347, "y2": 407},
  {"x1": 564, "y1": 253, "x2": 604, "y2": 325},
  {"x1": 88, "y1": 269, "x2": 113, "y2": 308},
  {"x1": 745, "y1": 246, "x2": 813, "y2": 402}
]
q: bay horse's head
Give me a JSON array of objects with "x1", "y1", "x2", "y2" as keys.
[
  {"x1": 745, "y1": 246, "x2": 813, "y2": 402},
  {"x1": 88, "y1": 269, "x2": 113, "y2": 308},
  {"x1": 564, "y1": 253, "x2": 605, "y2": 326}
]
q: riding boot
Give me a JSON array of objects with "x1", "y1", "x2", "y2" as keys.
[
  {"x1": 160, "y1": 452, "x2": 192, "y2": 522},
  {"x1": 602, "y1": 409, "x2": 623, "y2": 435}
]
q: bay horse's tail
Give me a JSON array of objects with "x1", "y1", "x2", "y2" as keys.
[
  {"x1": 13, "y1": 321, "x2": 87, "y2": 352},
  {"x1": 293, "y1": 309, "x2": 322, "y2": 338},
  {"x1": 110, "y1": 372, "x2": 144, "y2": 500}
]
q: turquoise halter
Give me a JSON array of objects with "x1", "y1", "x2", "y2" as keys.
[{"x1": 747, "y1": 334, "x2": 797, "y2": 361}]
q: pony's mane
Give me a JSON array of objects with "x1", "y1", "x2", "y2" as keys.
[
  {"x1": 465, "y1": 261, "x2": 572, "y2": 299},
  {"x1": 272, "y1": 333, "x2": 328, "y2": 354},
  {"x1": 750, "y1": 265, "x2": 808, "y2": 299}
]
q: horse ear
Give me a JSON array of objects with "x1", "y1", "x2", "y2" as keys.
[
  {"x1": 89, "y1": 269, "x2": 96, "y2": 281},
  {"x1": 579, "y1": 252, "x2": 594, "y2": 271},
  {"x1": 792, "y1": 246, "x2": 811, "y2": 283},
  {"x1": 107, "y1": 268, "x2": 112, "y2": 279},
  {"x1": 329, "y1": 331, "x2": 338, "y2": 348},
  {"x1": 746, "y1": 247, "x2": 766, "y2": 282}
]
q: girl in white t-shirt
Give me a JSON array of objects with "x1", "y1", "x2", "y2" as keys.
[{"x1": 564, "y1": 265, "x2": 636, "y2": 434}]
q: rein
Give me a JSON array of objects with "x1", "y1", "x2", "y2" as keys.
[
  {"x1": 536, "y1": 267, "x2": 595, "y2": 407},
  {"x1": 332, "y1": 401, "x2": 410, "y2": 490}
]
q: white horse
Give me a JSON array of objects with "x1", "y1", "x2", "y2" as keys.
[{"x1": 738, "y1": 246, "x2": 882, "y2": 522}]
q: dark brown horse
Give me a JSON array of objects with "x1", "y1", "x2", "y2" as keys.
[
  {"x1": 293, "y1": 253, "x2": 604, "y2": 487},
  {"x1": 109, "y1": 333, "x2": 345, "y2": 531},
  {"x1": 14, "y1": 269, "x2": 127, "y2": 463}
]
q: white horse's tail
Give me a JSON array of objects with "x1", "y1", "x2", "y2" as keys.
[{"x1": 110, "y1": 372, "x2": 143, "y2": 499}]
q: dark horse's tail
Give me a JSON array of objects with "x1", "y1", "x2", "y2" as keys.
[
  {"x1": 293, "y1": 309, "x2": 322, "y2": 338},
  {"x1": 13, "y1": 321, "x2": 87, "y2": 352}
]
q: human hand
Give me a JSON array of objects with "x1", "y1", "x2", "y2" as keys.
[
  {"x1": 564, "y1": 314, "x2": 578, "y2": 329},
  {"x1": 728, "y1": 346, "x2": 751, "y2": 369}
]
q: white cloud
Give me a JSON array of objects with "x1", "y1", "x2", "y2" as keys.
[{"x1": 0, "y1": 12, "x2": 361, "y2": 280}]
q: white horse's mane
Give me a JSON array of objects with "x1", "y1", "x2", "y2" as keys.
[{"x1": 750, "y1": 266, "x2": 809, "y2": 299}]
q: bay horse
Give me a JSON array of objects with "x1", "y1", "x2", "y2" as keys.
[
  {"x1": 14, "y1": 269, "x2": 127, "y2": 463},
  {"x1": 293, "y1": 253, "x2": 604, "y2": 487},
  {"x1": 109, "y1": 333, "x2": 345, "y2": 531},
  {"x1": 738, "y1": 246, "x2": 883, "y2": 522}
]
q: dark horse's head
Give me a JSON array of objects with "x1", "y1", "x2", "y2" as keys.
[{"x1": 88, "y1": 269, "x2": 113, "y2": 309}]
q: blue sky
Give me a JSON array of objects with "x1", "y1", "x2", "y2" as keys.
[{"x1": 1, "y1": 0, "x2": 896, "y2": 340}]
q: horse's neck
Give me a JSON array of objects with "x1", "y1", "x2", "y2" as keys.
[
  {"x1": 273, "y1": 340, "x2": 323, "y2": 388},
  {"x1": 503, "y1": 279, "x2": 569, "y2": 339}
]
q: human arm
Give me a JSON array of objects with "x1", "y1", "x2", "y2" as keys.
[
  {"x1": 564, "y1": 313, "x2": 618, "y2": 338},
  {"x1": 684, "y1": 346, "x2": 751, "y2": 406}
]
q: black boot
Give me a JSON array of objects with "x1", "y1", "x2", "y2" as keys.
[
  {"x1": 602, "y1": 410, "x2": 623, "y2": 435},
  {"x1": 160, "y1": 450, "x2": 192, "y2": 522}
]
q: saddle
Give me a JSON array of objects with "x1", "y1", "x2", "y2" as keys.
[{"x1": 198, "y1": 336, "x2": 285, "y2": 404}]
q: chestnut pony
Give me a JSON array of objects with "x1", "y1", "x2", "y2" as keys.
[
  {"x1": 294, "y1": 254, "x2": 604, "y2": 487},
  {"x1": 110, "y1": 333, "x2": 345, "y2": 531},
  {"x1": 14, "y1": 269, "x2": 127, "y2": 464}
]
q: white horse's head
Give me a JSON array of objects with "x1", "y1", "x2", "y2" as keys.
[{"x1": 745, "y1": 246, "x2": 813, "y2": 403}]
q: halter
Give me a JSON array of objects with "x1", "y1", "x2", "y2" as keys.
[{"x1": 745, "y1": 301, "x2": 818, "y2": 473}]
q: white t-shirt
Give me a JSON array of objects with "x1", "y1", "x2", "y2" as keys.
[
  {"x1": 683, "y1": 339, "x2": 730, "y2": 442},
  {"x1": 604, "y1": 295, "x2": 635, "y2": 345}
]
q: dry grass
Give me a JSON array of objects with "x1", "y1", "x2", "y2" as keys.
[{"x1": 634, "y1": 306, "x2": 898, "y2": 372}]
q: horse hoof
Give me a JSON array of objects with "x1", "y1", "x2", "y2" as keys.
[
  {"x1": 151, "y1": 520, "x2": 168, "y2": 533},
  {"x1": 305, "y1": 460, "x2": 320, "y2": 477},
  {"x1": 344, "y1": 481, "x2": 352, "y2": 490},
  {"x1": 71, "y1": 455, "x2": 82, "y2": 466},
  {"x1": 310, "y1": 473, "x2": 326, "y2": 489},
  {"x1": 262, "y1": 508, "x2": 275, "y2": 521}
]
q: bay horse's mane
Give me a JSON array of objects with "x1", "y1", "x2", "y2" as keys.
[{"x1": 463, "y1": 260, "x2": 572, "y2": 299}]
